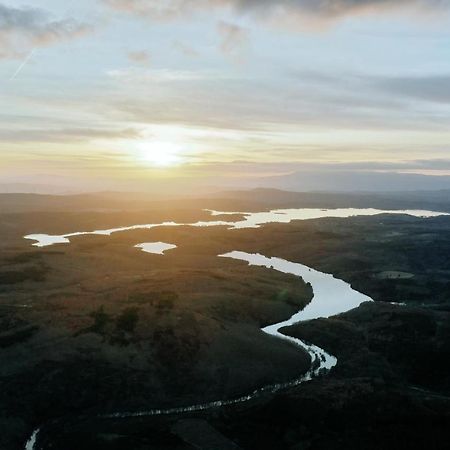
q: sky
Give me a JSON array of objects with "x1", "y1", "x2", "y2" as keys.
[{"x1": 1, "y1": 0, "x2": 450, "y2": 192}]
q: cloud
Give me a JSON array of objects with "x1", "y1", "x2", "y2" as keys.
[
  {"x1": 217, "y1": 21, "x2": 249, "y2": 59},
  {"x1": 104, "y1": 0, "x2": 448, "y2": 24},
  {"x1": 127, "y1": 50, "x2": 151, "y2": 64},
  {"x1": 0, "y1": 126, "x2": 141, "y2": 143},
  {"x1": 104, "y1": 0, "x2": 195, "y2": 20},
  {"x1": 106, "y1": 67, "x2": 215, "y2": 82},
  {"x1": 376, "y1": 75, "x2": 450, "y2": 104},
  {"x1": 172, "y1": 40, "x2": 199, "y2": 57},
  {"x1": 184, "y1": 159, "x2": 450, "y2": 176},
  {"x1": 14, "y1": 62, "x2": 448, "y2": 144},
  {"x1": 223, "y1": 0, "x2": 447, "y2": 19},
  {"x1": 0, "y1": 3, "x2": 92, "y2": 59}
]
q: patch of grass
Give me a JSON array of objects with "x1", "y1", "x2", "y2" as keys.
[
  {"x1": 0, "y1": 266, "x2": 47, "y2": 285},
  {"x1": 126, "y1": 290, "x2": 178, "y2": 307},
  {"x1": 4, "y1": 251, "x2": 64, "y2": 265},
  {"x1": 5, "y1": 253, "x2": 42, "y2": 264}
]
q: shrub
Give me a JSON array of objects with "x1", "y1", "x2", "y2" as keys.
[
  {"x1": 127, "y1": 291, "x2": 178, "y2": 306},
  {"x1": 116, "y1": 307, "x2": 139, "y2": 333},
  {"x1": 89, "y1": 306, "x2": 111, "y2": 334}
]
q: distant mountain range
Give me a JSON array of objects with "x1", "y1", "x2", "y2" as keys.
[
  {"x1": 0, "y1": 183, "x2": 82, "y2": 195},
  {"x1": 3, "y1": 170, "x2": 450, "y2": 195},
  {"x1": 1, "y1": 188, "x2": 450, "y2": 214},
  {"x1": 239, "y1": 171, "x2": 450, "y2": 192}
]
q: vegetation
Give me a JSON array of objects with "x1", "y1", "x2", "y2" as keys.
[
  {"x1": 0, "y1": 325, "x2": 38, "y2": 348},
  {"x1": 88, "y1": 306, "x2": 111, "y2": 334},
  {"x1": 115, "y1": 307, "x2": 139, "y2": 333},
  {"x1": 126, "y1": 290, "x2": 178, "y2": 310},
  {"x1": 1, "y1": 195, "x2": 450, "y2": 449},
  {"x1": 0, "y1": 266, "x2": 47, "y2": 285}
]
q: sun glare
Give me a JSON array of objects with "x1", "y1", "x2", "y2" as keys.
[{"x1": 137, "y1": 141, "x2": 183, "y2": 167}]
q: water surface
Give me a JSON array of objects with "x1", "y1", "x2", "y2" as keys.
[
  {"x1": 24, "y1": 208, "x2": 449, "y2": 247},
  {"x1": 135, "y1": 242, "x2": 177, "y2": 255}
]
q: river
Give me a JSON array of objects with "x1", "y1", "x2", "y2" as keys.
[
  {"x1": 26, "y1": 250, "x2": 372, "y2": 449},
  {"x1": 24, "y1": 207, "x2": 448, "y2": 247},
  {"x1": 23, "y1": 207, "x2": 447, "y2": 448}
]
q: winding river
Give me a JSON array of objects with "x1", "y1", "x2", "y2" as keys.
[{"x1": 23, "y1": 208, "x2": 448, "y2": 449}]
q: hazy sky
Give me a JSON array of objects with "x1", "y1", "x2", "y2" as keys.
[{"x1": 2, "y1": 0, "x2": 450, "y2": 189}]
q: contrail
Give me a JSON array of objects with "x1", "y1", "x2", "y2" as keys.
[
  {"x1": 9, "y1": 50, "x2": 35, "y2": 81},
  {"x1": 9, "y1": 1, "x2": 76, "y2": 82}
]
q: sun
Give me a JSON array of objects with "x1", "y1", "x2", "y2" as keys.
[{"x1": 137, "y1": 141, "x2": 183, "y2": 167}]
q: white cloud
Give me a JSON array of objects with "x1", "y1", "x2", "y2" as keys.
[
  {"x1": 0, "y1": 3, "x2": 92, "y2": 59},
  {"x1": 104, "y1": 0, "x2": 449, "y2": 25}
]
